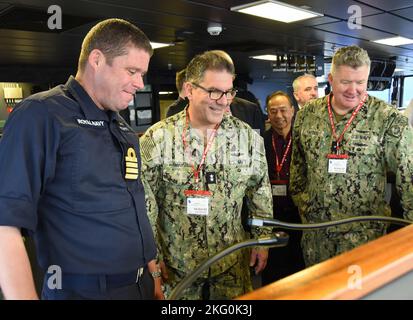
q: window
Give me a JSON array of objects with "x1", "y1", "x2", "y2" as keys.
[
  {"x1": 402, "y1": 76, "x2": 413, "y2": 109},
  {"x1": 367, "y1": 89, "x2": 390, "y2": 103}
]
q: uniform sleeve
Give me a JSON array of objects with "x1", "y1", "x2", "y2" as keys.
[
  {"x1": 139, "y1": 129, "x2": 163, "y2": 260},
  {"x1": 383, "y1": 114, "x2": 413, "y2": 220},
  {"x1": 245, "y1": 131, "x2": 273, "y2": 238},
  {"x1": 289, "y1": 109, "x2": 310, "y2": 218},
  {"x1": 0, "y1": 100, "x2": 59, "y2": 231}
]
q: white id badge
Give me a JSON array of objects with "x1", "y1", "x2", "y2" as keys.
[
  {"x1": 328, "y1": 159, "x2": 348, "y2": 174},
  {"x1": 272, "y1": 184, "x2": 287, "y2": 196},
  {"x1": 186, "y1": 197, "x2": 209, "y2": 215}
]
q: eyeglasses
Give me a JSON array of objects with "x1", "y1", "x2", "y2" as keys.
[{"x1": 191, "y1": 83, "x2": 237, "y2": 101}]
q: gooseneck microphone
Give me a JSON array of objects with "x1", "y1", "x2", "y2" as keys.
[
  {"x1": 168, "y1": 232, "x2": 289, "y2": 300},
  {"x1": 168, "y1": 215, "x2": 412, "y2": 300},
  {"x1": 248, "y1": 215, "x2": 412, "y2": 230}
]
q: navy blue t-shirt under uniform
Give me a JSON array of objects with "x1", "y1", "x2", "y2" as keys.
[{"x1": 0, "y1": 76, "x2": 156, "y2": 274}]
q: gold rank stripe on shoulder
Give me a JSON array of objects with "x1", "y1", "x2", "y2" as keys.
[{"x1": 125, "y1": 147, "x2": 139, "y2": 180}]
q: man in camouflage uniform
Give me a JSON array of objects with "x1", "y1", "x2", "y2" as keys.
[
  {"x1": 140, "y1": 50, "x2": 273, "y2": 299},
  {"x1": 290, "y1": 45, "x2": 413, "y2": 267}
]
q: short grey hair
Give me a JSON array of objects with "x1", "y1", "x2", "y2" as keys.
[
  {"x1": 292, "y1": 73, "x2": 317, "y2": 92},
  {"x1": 330, "y1": 45, "x2": 371, "y2": 75},
  {"x1": 185, "y1": 50, "x2": 235, "y2": 84}
]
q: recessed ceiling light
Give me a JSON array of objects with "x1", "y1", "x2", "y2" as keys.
[
  {"x1": 372, "y1": 36, "x2": 413, "y2": 46},
  {"x1": 150, "y1": 41, "x2": 174, "y2": 49},
  {"x1": 231, "y1": 0, "x2": 323, "y2": 23},
  {"x1": 250, "y1": 54, "x2": 279, "y2": 61}
]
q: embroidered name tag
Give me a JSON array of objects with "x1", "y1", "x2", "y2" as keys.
[{"x1": 76, "y1": 119, "x2": 106, "y2": 128}]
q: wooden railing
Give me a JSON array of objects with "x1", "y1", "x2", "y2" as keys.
[{"x1": 238, "y1": 224, "x2": 413, "y2": 300}]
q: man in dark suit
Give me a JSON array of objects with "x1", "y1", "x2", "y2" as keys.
[
  {"x1": 228, "y1": 96, "x2": 265, "y2": 135},
  {"x1": 166, "y1": 69, "x2": 188, "y2": 117}
]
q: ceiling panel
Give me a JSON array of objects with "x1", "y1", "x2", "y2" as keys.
[
  {"x1": 295, "y1": 16, "x2": 341, "y2": 27},
  {"x1": 311, "y1": 21, "x2": 394, "y2": 41},
  {"x1": 357, "y1": 0, "x2": 413, "y2": 11},
  {"x1": 296, "y1": 27, "x2": 413, "y2": 58},
  {"x1": 0, "y1": 0, "x2": 412, "y2": 79},
  {"x1": 362, "y1": 13, "x2": 413, "y2": 39},
  {"x1": 282, "y1": 0, "x2": 382, "y2": 19},
  {"x1": 0, "y1": 2, "x2": 11, "y2": 11},
  {"x1": 391, "y1": 6, "x2": 413, "y2": 20}
]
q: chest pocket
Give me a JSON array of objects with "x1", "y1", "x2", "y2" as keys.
[
  {"x1": 162, "y1": 165, "x2": 192, "y2": 185},
  {"x1": 70, "y1": 126, "x2": 132, "y2": 212},
  {"x1": 346, "y1": 129, "x2": 384, "y2": 175},
  {"x1": 300, "y1": 128, "x2": 327, "y2": 168},
  {"x1": 222, "y1": 165, "x2": 249, "y2": 203},
  {"x1": 161, "y1": 165, "x2": 193, "y2": 208}
]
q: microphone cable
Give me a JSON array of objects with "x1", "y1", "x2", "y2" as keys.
[
  {"x1": 168, "y1": 215, "x2": 411, "y2": 299},
  {"x1": 248, "y1": 215, "x2": 412, "y2": 230},
  {"x1": 168, "y1": 232, "x2": 289, "y2": 300}
]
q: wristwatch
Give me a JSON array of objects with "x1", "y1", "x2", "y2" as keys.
[{"x1": 150, "y1": 270, "x2": 162, "y2": 278}]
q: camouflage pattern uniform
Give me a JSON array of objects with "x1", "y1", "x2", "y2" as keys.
[
  {"x1": 290, "y1": 94, "x2": 413, "y2": 267},
  {"x1": 140, "y1": 110, "x2": 273, "y2": 299}
]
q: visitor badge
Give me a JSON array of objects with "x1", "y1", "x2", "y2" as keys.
[
  {"x1": 184, "y1": 190, "x2": 211, "y2": 216},
  {"x1": 327, "y1": 154, "x2": 349, "y2": 174},
  {"x1": 270, "y1": 180, "x2": 288, "y2": 196}
]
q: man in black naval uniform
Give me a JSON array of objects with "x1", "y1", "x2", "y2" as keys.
[{"x1": 0, "y1": 19, "x2": 162, "y2": 300}]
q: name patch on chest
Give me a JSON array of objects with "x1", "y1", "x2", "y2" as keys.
[{"x1": 76, "y1": 119, "x2": 106, "y2": 128}]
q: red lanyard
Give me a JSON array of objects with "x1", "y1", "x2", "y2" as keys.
[
  {"x1": 271, "y1": 132, "x2": 292, "y2": 177},
  {"x1": 182, "y1": 110, "x2": 219, "y2": 185},
  {"x1": 327, "y1": 93, "x2": 367, "y2": 153}
]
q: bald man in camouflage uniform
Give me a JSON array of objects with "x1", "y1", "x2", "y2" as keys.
[
  {"x1": 140, "y1": 50, "x2": 273, "y2": 299},
  {"x1": 290, "y1": 45, "x2": 413, "y2": 267}
]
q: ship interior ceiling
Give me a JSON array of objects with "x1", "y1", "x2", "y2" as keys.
[{"x1": 0, "y1": 0, "x2": 413, "y2": 103}]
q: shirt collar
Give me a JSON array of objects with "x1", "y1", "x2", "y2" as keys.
[
  {"x1": 65, "y1": 76, "x2": 111, "y2": 122},
  {"x1": 271, "y1": 127, "x2": 291, "y2": 141},
  {"x1": 327, "y1": 93, "x2": 369, "y2": 122}
]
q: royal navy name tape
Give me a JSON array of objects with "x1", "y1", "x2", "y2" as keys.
[{"x1": 76, "y1": 119, "x2": 105, "y2": 127}]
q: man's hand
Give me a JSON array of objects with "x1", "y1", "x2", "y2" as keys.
[
  {"x1": 148, "y1": 259, "x2": 165, "y2": 300},
  {"x1": 153, "y1": 277, "x2": 164, "y2": 300},
  {"x1": 0, "y1": 226, "x2": 38, "y2": 300},
  {"x1": 249, "y1": 248, "x2": 268, "y2": 275},
  {"x1": 159, "y1": 260, "x2": 168, "y2": 281}
]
